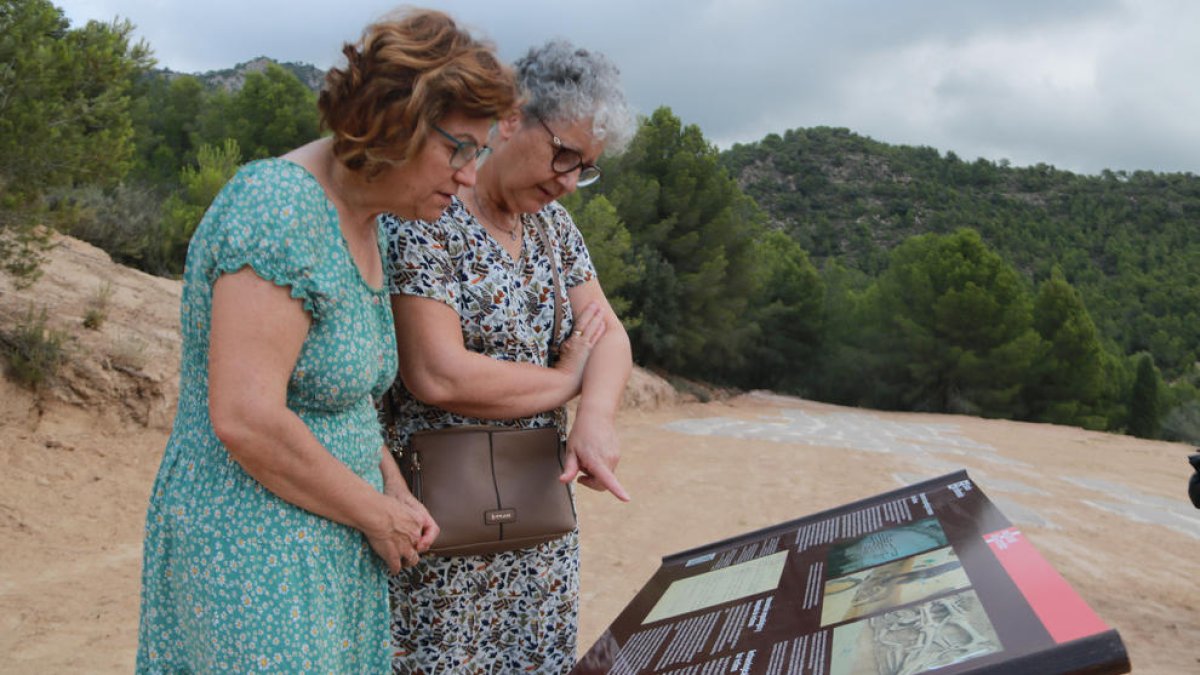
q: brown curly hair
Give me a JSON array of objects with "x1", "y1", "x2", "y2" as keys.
[{"x1": 319, "y1": 9, "x2": 517, "y2": 177}]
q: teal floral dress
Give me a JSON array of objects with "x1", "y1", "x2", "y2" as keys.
[
  {"x1": 136, "y1": 159, "x2": 398, "y2": 673},
  {"x1": 380, "y1": 198, "x2": 597, "y2": 674}
]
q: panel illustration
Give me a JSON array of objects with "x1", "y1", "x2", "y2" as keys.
[
  {"x1": 829, "y1": 589, "x2": 1003, "y2": 675},
  {"x1": 821, "y1": 546, "x2": 971, "y2": 626},
  {"x1": 826, "y1": 517, "x2": 950, "y2": 579}
]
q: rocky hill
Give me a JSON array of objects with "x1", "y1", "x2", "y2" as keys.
[{"x1": 157, "y1": 56, "x2": 326, "y2": 93}]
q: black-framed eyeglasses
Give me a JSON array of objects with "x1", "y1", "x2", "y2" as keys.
[
  {"x1": 535, "y1": 116, "x2": 601, "y2": 187},
  {"x1": 433, "y1": 124, "x2": 490, "y2": 170}
]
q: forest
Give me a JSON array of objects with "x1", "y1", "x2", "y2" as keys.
[{"x1": 2, "y1": 0, "x2": 1197, "y2": 443}]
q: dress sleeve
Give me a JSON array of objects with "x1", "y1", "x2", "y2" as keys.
[
  {"x1": 545, "y1": 202, "x2": 597, "y2": 289},
  {"x1": 203, "y1": 161, "x2": 326, "y2": 320},
  {"x1": 380, "y1": 211, "x2": 459, "y2": 308}
]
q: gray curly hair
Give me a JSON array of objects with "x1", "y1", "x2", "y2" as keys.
[{"x1": 514, "y1": 40, "x2": 636, "y2": 155}]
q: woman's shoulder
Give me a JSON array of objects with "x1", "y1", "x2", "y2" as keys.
[
  {"x1": 532, "y1": 201, "x2": 594, "y2": 279},
  {"x1": 532, "y1": 200, "x2": 582, "y2": 241},
  {"x1": 194, "y1": 159, "x2": 331, "y2": 233},
  {"x1": 226, "y1": 159, "x2": 327, "y2": 203},
  {"x1": 191, "y1": 159, "x2": 334, "y2": 272},
  {"x1": 196, "y1": 159, "x2": 332, "y2": 239},
  {"x1": 222, "y1": 157, "x2": 304, "y2": 185}
]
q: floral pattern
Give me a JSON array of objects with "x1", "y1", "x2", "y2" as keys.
[
  {"x1": 388, "y1": 532, "x2": 581, "y2": 674},
  {"x1": 380, "y1": 197, "x2": 596, "y2": 674},
  {"x1": 137, "y1": 159, "x2": 398, "y2": 673}
]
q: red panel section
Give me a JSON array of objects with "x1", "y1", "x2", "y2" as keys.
[{"x1": 984, "y1": 527, "x2": 1109, "y2": 644}]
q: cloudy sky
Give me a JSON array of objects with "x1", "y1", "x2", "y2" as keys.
[{"x1": 56, "y1": 0, "x2": 1200, "y2": 175}]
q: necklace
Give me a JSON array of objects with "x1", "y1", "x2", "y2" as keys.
[
  {"x1": 469, "y1": 188, "x2": 521, "y2": 242},
  {"x1": 496, "y1": 219, "x2": 520, "y2": 241}
]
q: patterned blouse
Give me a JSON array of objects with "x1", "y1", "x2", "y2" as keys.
[{"x1": 380, "y1": 196, "x2": 596, "y2": 448}]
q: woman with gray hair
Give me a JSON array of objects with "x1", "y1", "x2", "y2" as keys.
[{"x1": 380, "y1": 40, "x2": 636, "y2": 672}]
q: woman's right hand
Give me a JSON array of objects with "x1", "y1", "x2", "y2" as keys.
[
  {"x1": 554, "y1": 301, "x2": 606, "y2": 378},
  {"x1": 361, "y1": 493, "x2": 430, "y2": 574}
]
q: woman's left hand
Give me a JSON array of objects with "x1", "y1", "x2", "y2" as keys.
[{"x1": 561, "y1": 412, "x2": 630, "y2": 502}]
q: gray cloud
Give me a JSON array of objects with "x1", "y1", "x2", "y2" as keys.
[{"x1": 56, "y1": 0, "x2": 1199, "y2": 174}]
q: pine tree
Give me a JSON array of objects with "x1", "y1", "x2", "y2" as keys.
[
  {"x1": 130, "y1": 74, "x2": 208, "y2": 184},
  {"x1": 153, "y1": 139, "x2": 242, "y2": 274},
  {"x1": 597, "y1": 107, "x2": 767, "y2": 377},
  {"x1": 197, "y1": 63, "x2": 319, "y2": 161},
  {"x1": 0, "y1": 0, "x2": 152, "y2": 281},
  {"x1": 558, "y1": 193, "x2": 639, "y2": 319},
  {"x1": 735, "y1": 230, "x2": 824, "y2": 392},
  {"x1": 1128, "y1": 353, "x2": 1163, "y2": 438},
  {"x1": 866, "y1": 229, "x2": 1039, "y2": 416},
  {"x1": 1026, "y1": 268, "x2": 1107, "y2": 428}
]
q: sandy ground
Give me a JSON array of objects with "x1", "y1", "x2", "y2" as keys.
[{"x1": 2, "y1": 238, "x2": 1198, "y2": 673}]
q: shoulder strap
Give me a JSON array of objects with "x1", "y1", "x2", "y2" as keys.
[{"x1": 530, "y1": 211, "x2": 563, "y2": 364}]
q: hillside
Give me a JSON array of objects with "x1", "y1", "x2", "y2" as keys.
[
  {"x1": 1, "y1": 237, "x2": 1198, "y2": 673},
  {"x1": 721, "y1": 127, "x2": 1200, "y2": 377}
]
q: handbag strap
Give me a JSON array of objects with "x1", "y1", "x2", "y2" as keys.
[{"x1": 529, "y1": 212, "x2": 564, "y2": 364}]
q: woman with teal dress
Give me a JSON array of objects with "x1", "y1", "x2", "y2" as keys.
[{"x1": 135, "y1": 10, "x2": 518, "y2": 672}]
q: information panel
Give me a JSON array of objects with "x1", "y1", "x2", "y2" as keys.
[{"x1": 573, "y1": 471, "x2": 1129, "y2": 675}]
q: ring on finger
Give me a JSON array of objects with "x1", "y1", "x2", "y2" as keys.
[{"x1": 573, "y1": 330, "x2": 582, "y2": 337}]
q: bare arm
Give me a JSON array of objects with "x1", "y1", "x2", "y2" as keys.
[
  {"x1": 560, "y1": 277, "x2": 633, "y2": 501},
  {"x1": 391, "y1": 293, "x2": 605, "y2": 419},
  {"x1": 571, "y1": 278, "x2": 633, "y2": 423},
  {"x1": 208, "y1": 268, "x2": 427, "y2": 572}
]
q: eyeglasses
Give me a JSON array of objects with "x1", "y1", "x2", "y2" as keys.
[
  {"x1": 432, "y1": 124, "x2": 490, "y2": 170},
  {"x1": 535, "y1": 116, "x2": 601, "y2": 187}
]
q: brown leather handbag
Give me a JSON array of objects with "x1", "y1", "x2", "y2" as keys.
[
  {"x1": 395, "y1": 213, "x2": 577, "y2": 557},
  {"x1": 401, "y1": 425, "x2": 576, "y2": 556}
]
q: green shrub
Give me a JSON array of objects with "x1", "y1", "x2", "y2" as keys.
[
  {"x1": 82, "y1": 281, "x2": 114, "y2": 330},
  {"x1": 1, "y1": 305, "x2": 70, "y2": 389},
  {"x1": 56, "y1": 183, "x2": 166, "y2": 271},
  {"x1": 1162, "y1": 401, "x2": 1200, "y2": 445},
  {"x1": 108, "y1": 332, "x2": 148, "y2": 372}
]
